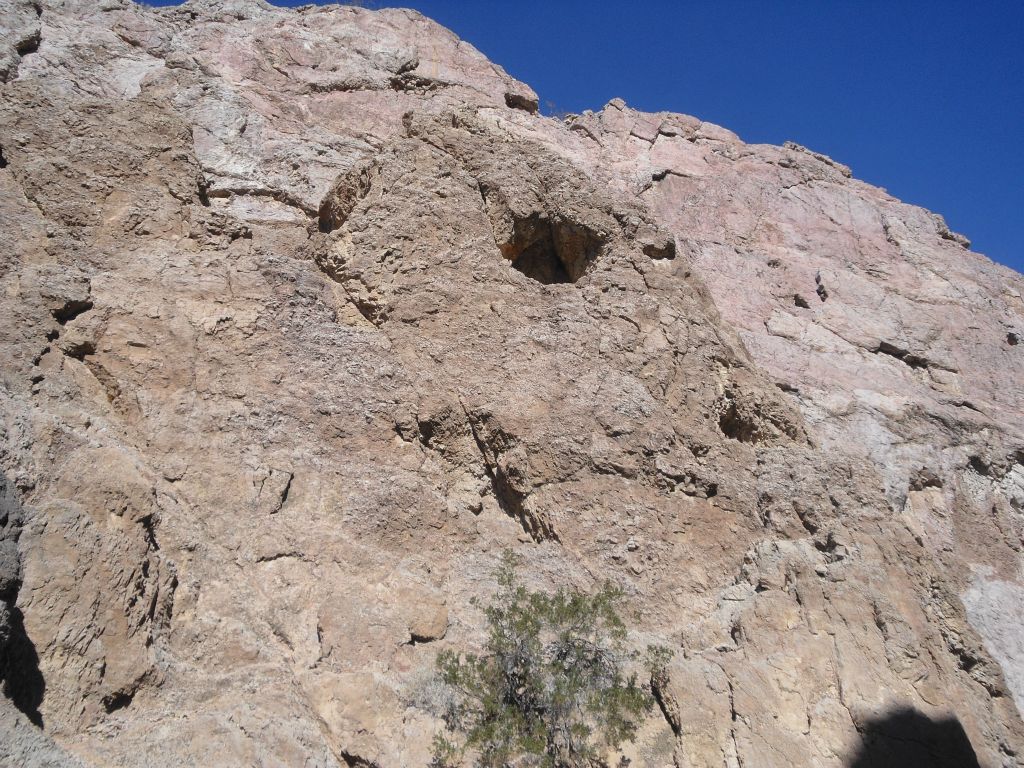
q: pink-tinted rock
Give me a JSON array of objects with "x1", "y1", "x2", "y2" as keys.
[{"x1": 0, "y1": 2, "x2": 1022, "y2": 767}]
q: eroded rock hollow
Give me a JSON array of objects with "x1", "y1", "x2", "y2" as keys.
[{"x1": 1, "y1": 1, "x2": 1023, "y2": 766}]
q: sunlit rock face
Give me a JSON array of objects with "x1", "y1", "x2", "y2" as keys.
[{"x1": 1, "y1": 1, "x2": 1023, "y2": 766}]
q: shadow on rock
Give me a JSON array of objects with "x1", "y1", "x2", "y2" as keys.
[
  {"x1": 0, "y1": 470, "x2": 45, "y2": 727},
  {"x1": 847, "y1": 707, "x2": 979, "y2": 768},
  {"x1": 2, "y1": 605, "x2": 44, "y2": 727}
]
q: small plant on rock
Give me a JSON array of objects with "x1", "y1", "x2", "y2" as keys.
[{"x1": 431, "y1": 551, "x2": 668, "y2": 768}]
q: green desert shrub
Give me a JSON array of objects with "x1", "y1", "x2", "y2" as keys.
[{"x1": 431, "y1": 552, "x2": 669, "y2": 768}]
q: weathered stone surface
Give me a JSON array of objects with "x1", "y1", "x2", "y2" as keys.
[{"x1": 0, "y1": 1, "x2": 1022, "y2": 766}]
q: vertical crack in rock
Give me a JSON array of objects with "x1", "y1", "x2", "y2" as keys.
[
  {"x1": 147, "y1": 574, "x2": 176, "y2": 627},
  {"x1": 312, "y1": 160, "x2": 392, "y2": 326},
  {"x1": 277, "y1": 473, "x2": 293, "y2": 513},
  {"x1": 461, "y1": 405, "x2": 558, "y2": 543},
  {"x1": 720, "y1": 665, "x2": 743, "y2": 768},
  {"x1": 55, "y1": 322, "x2": 132, "y2": 415},
  {"x1": 252, "y1": 468, "x2": 294, "y2": 515},
  {"x1": 649, "y1": 666, "x2": 680, "y2": 737},
  {"x1": 196, "y1": 175, "x2": 211, "y2": 207},
  {"x1": 318, "y1": 159, "x2": 375, "y2": 234},
  {"x1": 139, "y1": 514, "x2": 160, "y2": 553},
  {"x1": 929, "y1": 579, "x2": 1010, "y2": 699}
]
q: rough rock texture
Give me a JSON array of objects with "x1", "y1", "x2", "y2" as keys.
[{"x1": 1, "y1": 1, "x2": 1023, "y2": 766}]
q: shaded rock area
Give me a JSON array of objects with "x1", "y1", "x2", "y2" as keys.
[
  {"x1": 0, "y1": 1, "x2": 1022, "y2": 766},
  {"x1": 847, "y1": 708, "x2": 981, "y2": 768}
]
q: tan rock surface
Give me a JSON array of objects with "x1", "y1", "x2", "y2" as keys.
[{"x1": 0, "y1": 1, "x2": 1022, "y2": 766}]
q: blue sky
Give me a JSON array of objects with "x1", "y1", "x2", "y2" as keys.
[{"x1": 142, "y1": 1, "x2": 1024, "y2": 274}]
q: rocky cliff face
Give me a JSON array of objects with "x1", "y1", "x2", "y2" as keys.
[{"x1": 1, "y1": 1, "x2": 1023, "y2": 766}]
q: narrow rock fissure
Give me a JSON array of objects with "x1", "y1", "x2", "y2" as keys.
[
  {"x1": 140, "y1": 514, "x2": 160, "y2": 552},
  {"x1": 717, "y1": 663, "x2": 744, "y2": 768},
  {"x1": 389, "y1": 72, "x2": 448, "y2": 94},
  {"x1": 307, "y1": 238, "x2": 386, "y2": 327},
  {"x1": 952, "y1": 399, "x2": 983, "y2": 414},
  {"x1": 649, "y1": 672, "x2": 680, "y2": 736},
  {"x1": 274, "y1": 472, "x2": 293, "y2": 514},
  {"x1": 206, "y1": 187, "x2": 318, "y2": 218},
  {"x1": 318, "y1": 162, "x2": 374, "y2": 233},
  {"x1": 146, "y1": 574, "x2": 173, "y2": 626},
  {"x1": 308, "y1": 81, "x2": 367, "y2": 94},
  {"x1": 255, "y1": 552, "x2": 302, "y2": 564},
  {"x1": 874, "y1": 341, "x2": 929, "y2": 370},
  {"x1": 651, "y1": 168, "x2": 689, "y2": 182},
  {"x1": 462, "y1": 411, "x2": 558, "y2": 543},
  {"x1": 85, "y1": 360, "x2": 125, "y2": 410}
]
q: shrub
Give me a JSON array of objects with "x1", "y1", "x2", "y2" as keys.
[{"x1": 431, "y1": 552, "x2": 667, "y2": 768}]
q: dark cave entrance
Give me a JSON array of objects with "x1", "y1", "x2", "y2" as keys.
[{"x1": 505, "y1": 218, "x2": 605, "y2": 285}]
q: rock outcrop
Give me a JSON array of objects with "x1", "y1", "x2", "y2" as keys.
[{"x1": 1, "y1": 1, "x2": 1022, "y2": 766}]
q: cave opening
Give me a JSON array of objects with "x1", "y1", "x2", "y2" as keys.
[{"x1": 505, "y1": 218, "x2": 604, "y2": 285}]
